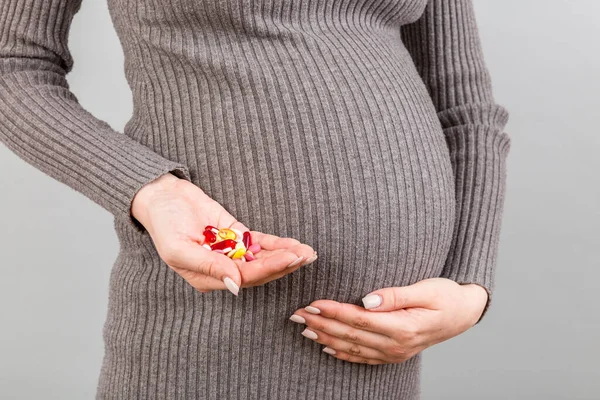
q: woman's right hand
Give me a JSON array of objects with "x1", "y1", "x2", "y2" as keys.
[{"x1": 131, "y1": 172, "x2": 317, "y2": 295}]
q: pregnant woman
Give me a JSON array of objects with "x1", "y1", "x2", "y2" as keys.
[{"x1": 0, "y1": 0, "x2": 510, "y2": 398}]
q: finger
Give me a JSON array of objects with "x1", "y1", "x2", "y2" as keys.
[
  {"x1": 323, "y1": 349, "x2": 387, "y2": 365},
  {"x1": 361, "y1": 280, "x2": 442, "y2": 312},
  {"x1": 291, "y1": 309, "x2": 393, "y2": 350},
  {"x1": 228, "y1": 220, "x2": 251, "y2": 233},
  {"x1": 297, "y1": 326, "x2": 390, "y2": 362},
  {"x1": 167, "y1": 239, "x2": 242, "y2": 296},
  {"x1": 249, "y1": 231, "x2": 305, "y2": 251},
  {"x1": 303, "y1": 300, "x2": 397, "y2": 337},
  {"x1": 239, "y1": 250, "x2": 305, "y2": 286},
  {"x1": 242, "y1": 243, "x2": 316, "y2": 285}
]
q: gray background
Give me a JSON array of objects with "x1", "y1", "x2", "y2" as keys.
[{"x1": 1, "y1": 1, "x2": 598, "y2": 399}]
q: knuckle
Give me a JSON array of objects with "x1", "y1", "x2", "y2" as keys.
[
  {"x1": 390, "y1": 290, "x2": 406, "y2": 309},
  {"x1": 347, "y1": 345, "x2": 361, "y2": 356},
  {"x1": 388, "y1": 344, "x2": 408, "y2": 358},
  {"x1": 200, "y1": 258, "x2": 218, "y2": 278},
  {"x1": 342, "y1": 329, "x2": 360, "y2": 343},
  {"x1": 352, "y1": 316, "x2": 371, "y2": 329},
  {"x1": 312, "y1": 322, "x2": 327, "y2": 332}
]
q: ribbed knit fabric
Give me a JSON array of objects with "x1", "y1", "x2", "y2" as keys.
[{"x1": 0, "y1": 0, "x2": 510, "y2": 399}]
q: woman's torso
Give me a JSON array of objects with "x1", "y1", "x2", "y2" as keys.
[{"x1": 99, "y1": 1, "x2": 455, "y2": 398}]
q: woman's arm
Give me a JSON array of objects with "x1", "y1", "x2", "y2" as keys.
[
  {"x1": 400, "y1": 0, "x2": 511, "y2": 322},
  {"x1": 0, "y1": 0, "x2": 191, "y2": 233},
  {"x1": 0, "y1": 0, "x2": 318, "y2": 294}
]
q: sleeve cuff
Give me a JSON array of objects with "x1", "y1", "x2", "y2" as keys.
[{"x1": 440, "y1": 123, "x2": 511, "y2": 323}]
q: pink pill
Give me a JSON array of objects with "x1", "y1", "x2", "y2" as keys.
[
  {"x1": 248, "y1": 243, "x2": 261, "y2": 254},
  {"x1": 244, "y1": 251, "x2": 256, "y2": 261}
]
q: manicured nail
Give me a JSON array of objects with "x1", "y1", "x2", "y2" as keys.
[
  {"x1": 362, "y1": 294, "x2": 382, "y2": 309},
  {"x1": 305, "y1": 306, "x2": 320, "y2": 314},
  {"x1": 322, "y1": 347, "x2": 336, "y2": 355},
  {"x1": 223, "y1": 276, "x2": 239, "y2": 296},
  {"x1": 289, "y1": 314, "x2": 306, "y2": 324},
  {"x1": 301, "y1": 328, "x2": 318, "y2": 340},
  {"x1": 303, "y1": 253, "x2": 318, "y2": 265},
  {"x1": 287, "y1": 256, "x2": 304, "y2": 268}
]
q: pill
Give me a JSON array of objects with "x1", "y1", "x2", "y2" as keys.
[
  {"x1": 218, "y1": 228, "x2": 237, "y2": 240},
  {"x1": 211, "y1": 239, "x2": 237, "y2": 251},
  {"x1": 202, "y1": 244, "x2": 211, "y2": 250},
  {"x1": 231, "y1": 247, "x2": 246, "y2": 259},
  {"x1": 248, "y1": 243, "x2": 261, "y2": 254},
  {"x1": 231, "y1": 228, "x2": 244, "y2": 240},
  {"x1": 203, "y1": 230, "x2": 217, "y2": 244},
  {"x1": 243, "y1": 231, "x2": 252, "y2": 248},
  {"x1": 203, "y1": 225, "x2": 261, "y2": 261}
]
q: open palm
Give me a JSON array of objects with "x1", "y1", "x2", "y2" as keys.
[{"x1": 131, "y1": 173, "x2": 317, "y2": 295}]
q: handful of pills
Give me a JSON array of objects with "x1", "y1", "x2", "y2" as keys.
[{"x1": 202, "y1": 225, "x2": 261, "y2": 262}]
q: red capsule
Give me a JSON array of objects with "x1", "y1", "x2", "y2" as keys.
[
  {"x1": 242, "y1": 231, "x2": 252, "y2": 248},
  {"x1": 205, "y1": 225, "x2": 219, "y2": 233},
  {"x1": 203, "y1": 229, "x2": 217, "y2": 244},
  {"x1": 210, "y1": 239, "x2": 237, "y2": 251}
]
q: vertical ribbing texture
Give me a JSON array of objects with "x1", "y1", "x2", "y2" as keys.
[
  {"x1": 0, "y1": 0, "x2": 509, "y2": 398},
  {"x1": 401, "y1": 0, "x2": 510, "y2": 321}
]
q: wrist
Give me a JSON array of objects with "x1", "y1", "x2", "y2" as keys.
[
  {"x1": 459, "y1": 283, "x2": 489, "y2": 326},
  {"x1": 131, "y1": 172, "x2": 180, "y2": 227}
]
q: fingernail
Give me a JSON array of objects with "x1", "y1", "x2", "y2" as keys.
[
  {"x1": 362, "y1": 294, "x2": 382, "y2": 309},
  {"x1": 301, "y1": 328, "x2": 318, "y2": 340},
  {"x1": 322, "y1": 347, "x2": 336, "y2": 355},
  {"x1": 289, "y1": 314, "x2": 306, "y2": 324},
  {"x1": 287, "y1": 256, "x2": 304, "y2": 268},
  {"x1": 303, "y1": 253, "x2": 318, "y2": 265},
  {"x1": 223, "y1": 276, "x2": 239, "y2": 296},
  {"x1": 304, "y1": 306, "x2": 320, "y2": 314}
]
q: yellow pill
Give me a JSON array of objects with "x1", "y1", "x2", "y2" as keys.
[
  {"x1": 231, "y1": 247, "x2": 246, "y2": 259},
  {"x1": 218, "y1": 228, "x2": 236, "y2": 241}
]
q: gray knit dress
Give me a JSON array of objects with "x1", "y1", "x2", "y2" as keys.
[{"x1": 0, "y1": 0, "x2": 510, "y2": 398}]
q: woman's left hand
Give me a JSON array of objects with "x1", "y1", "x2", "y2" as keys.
[{"x1": 290, "y1": 278, "x2": 488, "y2": 365}]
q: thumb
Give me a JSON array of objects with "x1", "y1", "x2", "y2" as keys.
[
  {"x1": 171, "y1": 240, "x2": 243, "y2": 296},
  {"x1": 361, "y1": 281, "x2": 438, "y2": 311}
]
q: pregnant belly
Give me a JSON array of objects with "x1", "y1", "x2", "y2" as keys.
[
  {"x1": 184, "y1": 93, "x2": 457, "y2": 303},
  {"x1": 127, "y1": 47, "x2": 457, "y2": 303}
]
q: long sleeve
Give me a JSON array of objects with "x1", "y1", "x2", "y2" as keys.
[
  {"x1": 401, "y1": 0, "x2": 511, "y2": 322},
  {"x1": 0, "y1": 0, "x2": 191, "y2": 234}
]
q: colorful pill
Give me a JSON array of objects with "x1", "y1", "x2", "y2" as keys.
[
  {"x1": 248, "y1": 243, "x2": 261, "y2": 254},
  {"x1": 231, "y1": 228, "x2": 244, "y2": 240},
  {"x1": 231, "y1": 247, "x2": 246, "y2": 259},
  {"x1": 203, "y1": 229, "x2": 217, "y2": 244},
  {"x1": 244, "y1": 251, "x2": 256, "y2": 261},
  {"x1": 211, "y1": 239, "x2": 237, "y2": 251},
  {"x1": 202, "y1": 244, "x2": 211, "y2": 250},
  {"x1": 226, "y1": 248, "x2": 237, "y2": 257},
  {"x1": 218, "y1": 228, "x2": 237, "y2": 241},
  {"x1": 242, "y1": 231, "x2": 252, "y2": 248}
]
